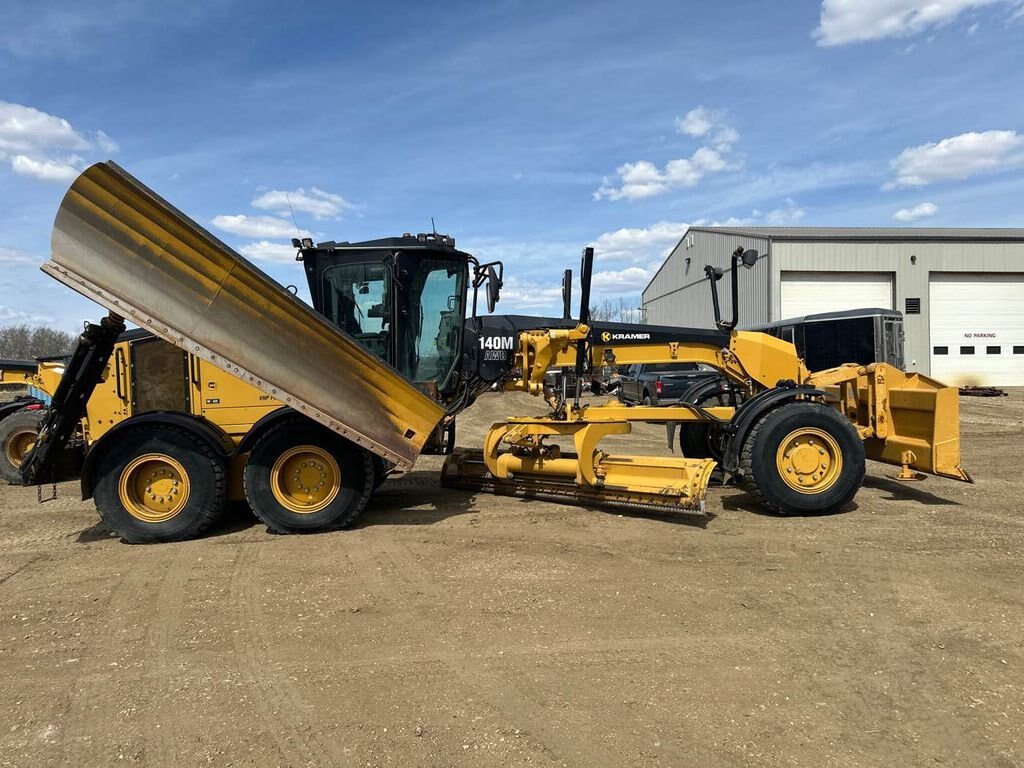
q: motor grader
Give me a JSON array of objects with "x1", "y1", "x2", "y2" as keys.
[
  {"x1": 0, "y1": 357, "x2": 80, "y2": 483},
  {"x1": 20, "y1": 162, "x2": 970, "y2": 543}
]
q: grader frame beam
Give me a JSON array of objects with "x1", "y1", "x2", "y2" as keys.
[{"x1": 493, "y1": 317, "x2": 969, "y2": 485}]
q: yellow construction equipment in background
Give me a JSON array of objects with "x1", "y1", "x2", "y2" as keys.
[{"x1": 18, "y1": 162, "x2": 971, "y2": 542}]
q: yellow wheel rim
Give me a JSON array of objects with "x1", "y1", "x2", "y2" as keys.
[
  {"x1": 269, "y1": 445, "x2": 341, "y2": 514},
  {"x1": 118, "y1": 453, "x2": 191, "y2": 523},
  {"x1": 776, "y1": 427, "x2": 843, "y2": 494},
  {"x1": 5, "y1": 428, "x2": 37, "y2": 468}
]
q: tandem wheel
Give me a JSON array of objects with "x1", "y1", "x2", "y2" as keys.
[{"x1": 243, "y1": 416, "x2": 374, "y2": 534}]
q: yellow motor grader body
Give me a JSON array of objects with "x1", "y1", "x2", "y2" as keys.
[{"x1": 18, "y1": 161, "x2": 970, "y2": 543}]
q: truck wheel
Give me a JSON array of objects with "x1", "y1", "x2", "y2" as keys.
[
  {"x1": 739, "y1": 401, "x2": 864, "y2": 516},
  {"x1": 0, "y1": 409, "x2": 44, "y2": 484},
  {"x1": 243, "y1": 417, "x2": 373, "y2": 534},
  {"x1": 93, "y1": 425, "x2": 227, "y2": 543},
  {"x1": 642, "y1": 392, "x2": 653, "y2": 406}
]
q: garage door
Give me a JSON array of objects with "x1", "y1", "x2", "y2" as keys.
[
  {"x1": 780, "y1": 272, "x2": 893, "y2": 319},
  {"x1": 929, "y1": 273, "x2": 1024, "y2": 386}
]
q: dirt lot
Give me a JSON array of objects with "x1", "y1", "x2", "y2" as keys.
[{"x1": 1, "y1": 390, "x2": 1022, "y2": 767}]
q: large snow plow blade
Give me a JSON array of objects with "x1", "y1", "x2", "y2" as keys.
[
  {"x1": 44, "y1": 162, "x2": 444, "y2": 468},
  {"x1": 809, "y1": 363, "x2": 971, "y2": 482}
]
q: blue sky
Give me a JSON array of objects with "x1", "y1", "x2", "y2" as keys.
[{"x1": 2, "y1": 0, "x2": 1023, "y2": 329}]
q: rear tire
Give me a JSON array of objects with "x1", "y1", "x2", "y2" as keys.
[
  {"x1": 243, "y1": 416, "x2": 373, "y2": 534},
  {"x1": 0, "y1": 409, "x2": 44, "y2": 484},
  {"x1": 93, "y1": 424, "x2": 227, "y2": 543},
  {"x1": 676, "y1": 386, "x2": 737, "y2": 461},
  {"x1": 739, "y1": 401, "x2": 864, "y2": 516},
  {"x1": 642, "y1": 392, "x2": 653, "y2": 406}
]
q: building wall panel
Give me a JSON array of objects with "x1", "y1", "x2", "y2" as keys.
[{"x1": 643, "y1": 231, "x2": 771, "y2": 329}]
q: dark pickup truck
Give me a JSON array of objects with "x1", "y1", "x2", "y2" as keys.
[{"x1": 616, "y1": 362, "x2": 718, "y2": 406}]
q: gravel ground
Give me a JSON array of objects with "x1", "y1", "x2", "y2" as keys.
[{"x1": 1, "y1": 389, "x2": 1021, "y2": 767}]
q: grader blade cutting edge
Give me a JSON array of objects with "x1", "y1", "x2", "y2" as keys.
[
  {"x1": 442, "y1": 417, "x2": 718, "y2": 515},
  {"x1": 441, "y1": 449, "x2": 717, "y2": 515},
  {"x1": 44, "y1": 161, "x2": 444, "y2": 469}
]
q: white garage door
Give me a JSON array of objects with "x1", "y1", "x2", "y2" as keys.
[
  {"x1": 929, "y1": 273, "x2": 1024, "y2": 386},
  {"x1": 780, "y1": 272, "x2": 893, "y2": 319}
]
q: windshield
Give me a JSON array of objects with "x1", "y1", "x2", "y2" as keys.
[
  {"x1": 320, "y1": 255, "x2": 467, "y2": 391},
  {"x1": 398, "y1": 256, "x2": 467, "y2": 389}
]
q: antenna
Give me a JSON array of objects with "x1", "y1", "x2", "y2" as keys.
[
  {"x1": 431, "y1": 217, "x2": 437, "y2": 236},
  {"x1": 285, "y1": 193, "x2": 302, "y2": 237}
]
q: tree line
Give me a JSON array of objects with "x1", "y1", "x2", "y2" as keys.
[
  {"x1": 589, "y1": 297, "x2": 645, "y2": 324},
  {"x1": 0, "y1": 325, "x2": 77, "y2": 360}
]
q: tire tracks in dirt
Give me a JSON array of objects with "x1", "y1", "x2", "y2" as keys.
[
  {"x1": 348, "y1": 533, "x2": 728, "y2": 767},
  {"x1": 143, "y1": 545, "x2": 194, "y2": 765},
  {"x1": 58, "y1": 547, "x2": 177, "y2": 767},
  {"x1": 229, "y1": 541, "x2": 348, "y2": 767}
]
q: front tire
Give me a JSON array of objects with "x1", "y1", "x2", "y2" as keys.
[
  {"x1": 0, "y1": 409, "x2": 44, "y2": 484},
  {"x1": 739, "y1": 401, "x2": 864, "y2": 516},
  {"x1": 93, "y1": 424, "x2": 227, "y2": 543},
  {"x1": 243, "y1": 416, "x2": 373, "y2": 534}
]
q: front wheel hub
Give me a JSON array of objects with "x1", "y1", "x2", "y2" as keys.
[{"x1": 776, "y1": 428, "x2": 842, "y2": 494}]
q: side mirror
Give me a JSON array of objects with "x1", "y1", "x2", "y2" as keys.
[
  {"x1": 741, "y1": 249, "x2": 759, "y2": 269},
  {"x1": 561, "y1": 269, "x2": 572, "y2": 319},
  {"x1": 486, "y1": 265, "x2": 502, "y2": 313}
]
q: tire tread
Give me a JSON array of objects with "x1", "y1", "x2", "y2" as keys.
[
  {"x1": 243, "y1": 416, "x2": 374, "y2": 534},
  {"x1": 95, "y1": 423, "x2": 227, "y2": 544}
]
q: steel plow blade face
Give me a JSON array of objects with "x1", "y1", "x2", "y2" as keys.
[{"x1": 45, "y1": 162, "x2": 444, "y2": 469}]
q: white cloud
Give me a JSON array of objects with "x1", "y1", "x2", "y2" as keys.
[
  {"x1": 694, "y1": 198, "x2": 806, "y2": 228},
  {"x1": 885, "y1": 130, "x2": 1024, "y2": 188},
  {"x1": 589, "y1": 221, "x2": 689, "y2": 264},
  {"x1": 466, "y1": 222, "x2": 694, "y2": 314},
  {"x1": 590, "y1": 266, "x2": 654, "y2": 293},
  {"x1": 0, "y1": 101, "x2": 92, "y2": 152},
  {"x1": 814, "y1": 0, "x2": 1020, "y2": 46},
  {"x1": 213, "y1": 214, "x2": 312, "y2": 239},
  {"x1": 94, "y1": 130, "x2": 119, "y2": 153},
  {"x1": 0, "y1": 101, "x2": 116, "y2": 183},
  {"x1": 0, "y1": 305, "x2": 56, "y2": 325},
  {"x1": 10, "y1": 154, "x2": 84, "y2": 181},
  {"x1": 764, "y1": 198, "x2": 807, "y2": 225},
  {"x1": 0, "y1": 246, "x2": 40, "y2": 265},
  {"x1": 237, "y1": 240, "x2": 300, "y2": 264},
  {"x1": 675, "y1": 107, "x2": 717, "y2": 138},
  {"x1": 595, "y1": 109, "x2": 740, "y2": 201},
  {"x1": 497, "y1": 276, "x2": 566, "y2": 311},
  {"x1": 892, "y1": 201, "x2": 938, "y2": 221},
  {"x1": 251, "y1": 187, "x2": 353, "y2": 220}
]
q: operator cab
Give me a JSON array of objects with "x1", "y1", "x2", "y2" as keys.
[{"x1": 298, "y1": 233, "x2": 480, "y2": 397}]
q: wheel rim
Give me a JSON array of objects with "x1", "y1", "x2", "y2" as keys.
[
  {"x1": 270, "y1": 445, "x2": 341, "y2": 514},
  {"x1": 118, "y1": 453, "x2": 191, "y2": 523},
  {"x1": 5, "y1": 428, "x2": 37, "y2": 468},
  {"x1": 776, "y1": 427, "x2": 843, "y2": 494}
]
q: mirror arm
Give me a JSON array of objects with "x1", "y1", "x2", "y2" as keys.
[{"x1": 704, "y1": 264, "x2": 723, "y2": 327}]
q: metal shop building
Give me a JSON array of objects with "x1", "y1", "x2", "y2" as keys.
[{"x1": 641, "y1": 227, "x2": 1024, "y2": 386}]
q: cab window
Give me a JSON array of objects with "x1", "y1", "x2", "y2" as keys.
[{"x1": 321, "y1": 262, "x2": 390, "y2": 360}]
